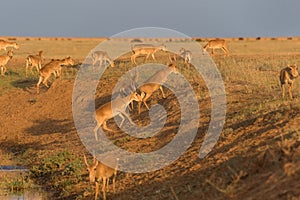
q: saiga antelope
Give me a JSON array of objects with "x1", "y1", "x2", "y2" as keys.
[
  {"x1": 138, "y1": 63, "x2": 178, "y2": 114},
  {"x1": 131, "y1": 43, "x2": 154, "y2": 50},
  {"x1": 131, "y1": 44, "x2": 167, "y2": 65},
  {"x1": 36, "y1": 56, "x2": 74, "y2": 93},
  {"x1": 0, "y1": 50, "x2": 13, "y2": 76},
  {"x1": 203, "y1": 39, "x2": 229, "y2": 56},
  {"x1": 91, "y1": 51, "x2": 115, "y2": 68},
  {"x1": 25, "y1": 50, "x2": 45, "y2": 77},
  {"x1": 0, "y1": 40, "x2": 19, "y2": 51},
  {"x1": 169, "y1": 48, "x2": 192, "y2": 68},
  {"x1": 179, "y1": 48, "x2": 192, "y2": 64},
  {"x1": 280, "y1": 64, "x2": 299, "y2": 99},
  {"x1": 94, "y1": 91, "x2": 142, "y2": 140},
  {"x1": 119, "y1": 69, "x2": 139, "y2": 111},
  {"x1": 84, "y1": 155, "x2": 118, "y2": 200}
]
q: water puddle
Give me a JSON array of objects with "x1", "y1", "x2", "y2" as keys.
[
  {"x1": 0, "y1": 189, "x2": 48, "y2": 200},
  {"x1": 0, "y1": 166, "x2": 50, "y2": 200},
  {"x1": 0, "y1": 166, "x2": 29, "y2": 172}
]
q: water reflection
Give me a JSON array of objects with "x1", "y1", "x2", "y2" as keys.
[
  {"x1": 0, "y1": 166, "x2": 28, "y2": 172},
  {"x1": 0, "y1": 167, "x2": 49, "y2": 200},
  {"x1": 0, "y1": 189, "x2": 48, "y2": 200}
]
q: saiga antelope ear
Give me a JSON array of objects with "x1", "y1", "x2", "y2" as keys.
[
  {"x1": 135, "y1": 88, "x2": 142, "y2": 95},
  {"x1": 93, "y1": 156, "x2": 98, "y2": 166},
  {"x1": 287, "y1": 65, "x2": 293, "y2": 70}
]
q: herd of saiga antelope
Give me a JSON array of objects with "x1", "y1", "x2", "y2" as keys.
[{"x1": 0, "y1": 38, "x2": 299, "y2": 199}]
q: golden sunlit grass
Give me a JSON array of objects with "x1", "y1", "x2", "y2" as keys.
[{"x1": 1, "y1": 36, "x2": 300, "y2": 199}]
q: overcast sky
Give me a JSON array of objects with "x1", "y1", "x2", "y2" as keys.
[{"x1": 1, "y1": 0, "x2": 299, "y2": 38}]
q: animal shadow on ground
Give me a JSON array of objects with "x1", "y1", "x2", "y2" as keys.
[
  {"x1": 0, "y1": 139, "x2": 41, "y2": 156},
  {"x1": 25, "y1": 119, "x2": 75, "y2": 135},
  {"x1": 11, "y1": 79, "x2": 37, "y2": 90}
]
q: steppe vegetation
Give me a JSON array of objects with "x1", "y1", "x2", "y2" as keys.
[{"x1": 0, "y1": 36, "x2": 300, "y2": 199}]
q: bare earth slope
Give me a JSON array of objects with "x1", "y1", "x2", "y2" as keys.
[
  {"x1": 1, "y1": 77, "x2": 300, "y2": 200},
  {"x1": 1, "y1": 38, "x2": 300, "y2": 199}
]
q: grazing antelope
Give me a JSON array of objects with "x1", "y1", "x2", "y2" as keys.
[
  {"x1": 169, "y1": 48, "x2": 192, "y2": 67},
  {"x1": 36, "y1": 56, "x2": 74, "y2": 94},
  {"x1": 203, "y1": 39, "x2": 229, "y2": 56},
  {"x1": 168, "y1": 53, "x2": 177, "y2": 63},
  {"x1": 179, "y1": 48, "x2": 192, "y2": 68},
  {"x1": 91, "y1": 51, "x2": 115, "y2": 68},
  {"x1": 179, "y1": 48, "x2": 192, "y2": 63},
  {"x1": 138, "y1": 63, "x2": 178, "y2": 114},
  {"x1": 94, "y1": 91, "x2": 142, "y2": 140},
  {"x1": 119, "y1": 69, "x2": 139, "y2": 111},
  {"x1": 25, "y1": 50, "x2": 45, "y2": 77},
  {"x1": 280, "y1": 64, "x2": 299, "y2": 99},
  {"x1": 84, "y1": 155, "x2": 118, "y2": 200},
  {"x1": 0, "y1": 39, "x2": 19, "y2": 51},
  {"x1": 131, "y1": 44, "x2": 167, "y2": 65},
  {"x1": 0, "y1": 50, "x2": 13, "y2": 76}
]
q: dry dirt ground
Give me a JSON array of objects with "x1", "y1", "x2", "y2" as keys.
[{"x1": 1, "y1": 37, "x2": 300, "y2": 200}]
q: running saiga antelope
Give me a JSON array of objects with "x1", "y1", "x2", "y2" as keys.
[
  {"x1": 279, "y1": 64, "x2": 299, "y2": 99},
  {"x1": 131, "y1": 44, "x2": 167, "y2": 65},
  {"x1": 84, "y1": 155, "x2": 118, "y2": 200},
  {"x1": 91, "y1": 50, "x2": 115, "y2": 68},
  {"x1": 138, "y1": 63, "x2": 178, "y2": 114},
  {"x1": 94, "y1": 90, "x2": 142, "y2": 140},
  {"x1": 203, "y1": 39, "x2": 229, "y2": 56},
  {"x1": 0, "y1": 39, "x2": 19, "y2": 51},
  {"x1": 36, "y1": 56, "x2": 74, "y2": 93},
  {"x1": 25, "y1": 50, "x2": 45, "y2": 77},
  {"x1": 0, "y1": 50, "x2": 13, "y2": 76}
]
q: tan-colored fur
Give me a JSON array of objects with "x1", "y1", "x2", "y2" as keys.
[
  {"x1": 94, "y1": 92, "x2": 142, "y2": 140},
  {"x1": 25, "y1": 50, "x2": 45, "y2": 77},
  {"x1": 0, "y1": 40, "x2": 19, "y2": 51},
  {"x1": 0, "y1": 50, "x2": 13, "y2": 76},
  {"x1": 119, "y1": 69, "x2": 139, "y2": 111},
  {"x1": 280, "y1": 65, "x2": 299, "y2": 99},
  {"x1": 36, "y1": 56, "x2": 74, "y2": 93},
  {"x1": 84, "y1": 155, "x2": 118, "y2": 200},
  {"x1": 179, "y1": 48, "x2": 192, "y2": 63},
  {"x1": 131, "y1": 43, "x2": 154, "y2": 50},
  {"x1": 131, "y1": 44, "x2": 167, "y2": 64},
  {"x1": 169, "y1": 48, "x2": 192, "y2": 68},
  {"x1": 203, "y1": 39, "x2": 229, "y2": 56},
  {"x1": 91, "y1": 51, "x2": 115, "y2": 68},
  {"x1": 138, "y1": 63, "x2": 178, "y2": 114}
]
